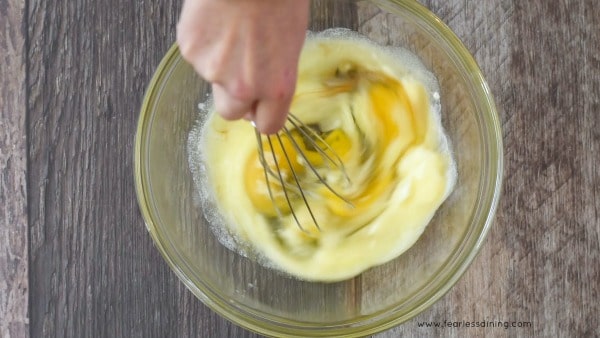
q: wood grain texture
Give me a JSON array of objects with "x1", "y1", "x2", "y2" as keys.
[
  {"x1": 19, "y1": 0, "x2": 600, "y2": 338},
  {"x1": 25, "y1": 0, "x2": 250, "y2": 336},
  {"x1": 379, "y1": 1, "x2": 599, "y2": 337},
  {"x1": 0, "y1": 0, "x2": 28, "y2": 337}
]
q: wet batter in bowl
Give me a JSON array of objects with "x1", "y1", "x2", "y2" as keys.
[{"x1": 189, "y1": 29, "x2": 456, "y2": 282}]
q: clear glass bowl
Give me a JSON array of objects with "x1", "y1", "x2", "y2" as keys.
[{"x1": 134, "y1": 0, "x2": 503, "y2": 336}]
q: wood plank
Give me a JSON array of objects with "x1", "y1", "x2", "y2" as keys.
[
  {"x1": 0, "y1": 0, "x2": 28, "y2": 337},
  {"x1": 380, "y1": 1, "x2": 600, "y2": 337},
  {"x1": 24, "y1": 0, "x2": 250, "y2": 336}
]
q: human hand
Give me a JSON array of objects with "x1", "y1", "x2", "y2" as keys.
[{"x1": 177, "y1": 0, "x2": 310, "y2": 134}]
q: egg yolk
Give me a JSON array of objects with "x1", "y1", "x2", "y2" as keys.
[
  {"x1": 244, "y1": 68, "x2": 427, "y2": 228},
  {"x1": 244, "y1": 129, "x2": 352, "y2": 216}
]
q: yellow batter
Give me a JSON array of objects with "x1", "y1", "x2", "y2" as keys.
[{"x1": 198, "y1": 30, "x2": 456, "y2": 281}]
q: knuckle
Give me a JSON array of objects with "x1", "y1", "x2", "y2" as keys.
[
  {"x1": 176, "y1": 29, "x2": 194, "y2": 61},
  {"x1": 202, "y1": 55, "x2": 228, "y2": 83},
  {"x1": 264, "y1": 75, "x2": 296, "y2": 101},
  {"x1": 227, "y1": 78, "x2": 254, "y2": 101},
  {"x1": 202, "y1": 66, "x2": 219, "y2": 83},
  {"x1": 176, "y1": 36, "x2": 220, "y2": 83}
]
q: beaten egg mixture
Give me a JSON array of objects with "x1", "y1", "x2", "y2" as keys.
[{"x1": 194, "y1": 30, "x2": 456, "y2": 281}]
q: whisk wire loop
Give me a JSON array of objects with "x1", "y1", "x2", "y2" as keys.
[
  {"x1": 254, "y1": 129, "x2": 282, "y2": 218},
  {"x1": 281, "y1": 126, "x2": 352, "y2": 205},
  {"x1": 253, "y1": 113, "x2": 353, "y2": 232},
  {"x1": 275, "y1": 133, "x2": 321, "y2": 232},
  {"x1": 287, "y1": 114, "x2": 351, "y2": 183}
]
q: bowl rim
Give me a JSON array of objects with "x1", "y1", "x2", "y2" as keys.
[{"x1": 134, "y1": 0, "x2": 503, "y2": 336}]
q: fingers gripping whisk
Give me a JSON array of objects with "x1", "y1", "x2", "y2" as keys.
[{"x1": 252, "y1": 114, "x2": 352, "y2": 233}]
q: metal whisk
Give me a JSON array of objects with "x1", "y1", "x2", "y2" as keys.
[{"x1": 253, "y1": 113, "x2": 352, "y2": 233}]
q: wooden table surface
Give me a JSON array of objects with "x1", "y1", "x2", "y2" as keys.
[{"x1": 2, "y1": 0, "x2": 599, "y2": 337}]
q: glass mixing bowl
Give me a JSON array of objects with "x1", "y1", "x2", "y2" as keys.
[{"x1": 134, "y1": 0, "x2": 503, "y2": 336}]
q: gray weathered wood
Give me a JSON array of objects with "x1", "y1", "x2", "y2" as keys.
[
  {"x1": 25, "y1": 0, "x2": 251, "y2": 336},
  {"x1": 0, "y1": 0, "x2": 28, "y2": 337},
  {"x1": 380, "y1": 1, "x2": 599, "y2": 337},
  {"x1": 1, "y1": 0, "x2": 596, "y2": 337}
]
